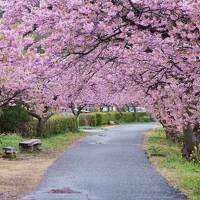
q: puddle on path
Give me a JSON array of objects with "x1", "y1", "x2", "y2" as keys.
[{"x1": 98, "y1": 134, "x2": 106, "y2": 137}]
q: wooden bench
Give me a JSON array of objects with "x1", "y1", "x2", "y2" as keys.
[
  {"x1": 3, "y1": 147, "x2": 17, "y2": 158},
  {"x1": 19, "y1": 139, "x2": 42, "y2": 152}
]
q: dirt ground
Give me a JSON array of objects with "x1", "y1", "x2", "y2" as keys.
[{"x1": 0, "y1": 152, "x2": 58, "y2": 200}]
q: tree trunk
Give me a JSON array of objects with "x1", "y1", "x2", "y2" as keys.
[
  {"x1": 182, "y1": 123, "x2": 196, "y2": 160},
  {"x1": 133, "y1": 106, "x2": 138, "y2": 121},
  {"x1": 115, "y1": 105, "x2": 123, "y2": 118},
  {"x1": 75, "y1": 115, "x2": 80, "y2": 129},
  {"x1": 36, "y1": 118, "x2": 48, "y2": 137}
]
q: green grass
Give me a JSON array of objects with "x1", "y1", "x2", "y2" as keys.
[
  {"x1": 146, "y1": 129, "x2": 200, "y2": 200},
  {"x1": 0, "y1": 134, "x2": 24, "y2": 150},
  {"x1": 0, "y1": 132, "x2": 87, "y2": 153},
  {"x1": 42, "y1": 132, "x2": 86, "y2": 151}
]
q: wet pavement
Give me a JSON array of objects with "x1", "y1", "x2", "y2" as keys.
[{"x1": 22, "y1": 123, "x2": 186, "y2": 200}]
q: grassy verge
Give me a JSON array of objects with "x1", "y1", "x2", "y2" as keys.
[
  {"x1": 0, "y1": 132, "x2": 87, "y2": 200},
  {"x1": 0, "y1": 134, "x2": 24, "y2": 150},
  {"x1": 0, "y1": 132, "x2": 86, "y2": 152},
  {"x1": 145, "y1": 128, "x2": 200, "y2": 200},
  {"x1": 42, "y1": 132, "x2": 87, "y2": 151}
]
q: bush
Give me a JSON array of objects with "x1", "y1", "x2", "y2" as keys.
[
  {"x1": 20, "y1": 120, "x2": 37, "y2": 137},
  {"x1": 78, "y1": 112, "x2": 153, "y2": 127},
  {"x1": 44, "y1": 116, "x2": 78, "y2": 137},
  {"x1": 0, "y1": 104, "x2": 31, "y2": 133},
  {"x1": 0, "y1": 108, "x2": 153, "y2": 138},
  {"x1": 136, "y1": 112, "x2": 152, "y2": 122},
  {"x1": 96, "y1": 112, "x2": 110, "y2": 126},
  {"x1": 120, "y1": 112, "x2": 136, "y2": 123},
  {"x1": 24, "y1": 116, "x2": 78, "y2": 138},
  {"x1": 107, "y1": 112, "x2": 118, "y2": 122},
  {"x1": 113, "y1": 112, "x2": 122, "y2": 123},
  {"x1": 65, "y1": 116, "x2": 79, "y2": 132},
  {"x1": 79, "y1": 113, "x2": 97, "y2": 126}
]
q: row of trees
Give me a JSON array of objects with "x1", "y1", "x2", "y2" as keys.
[{"x1": 0, "y1": 0, "x2": 199, "y2": 159}]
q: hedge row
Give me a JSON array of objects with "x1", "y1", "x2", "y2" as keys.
[
  {"x1": 78, "y1": 112, "x2": 153, "y2": 127},
  {"x1": 0, "y1": 106, "x2": 153, "y2": 138},
  {"x1": 79, "y1": 113, "x2": 97, "y2": 127},
  {"x1": 26, "y1": 116, "x2": 79, "y2": 137},
  {"x1": 32, "y1": 112, "x2": 153, "y2": 137},
  {"x1": 46, "y1": 116, "x2": 78, "y2": 136}
]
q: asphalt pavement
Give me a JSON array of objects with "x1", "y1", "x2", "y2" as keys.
[{"x1": 22, "y1": 123, "x2": 186, "y2": 200}]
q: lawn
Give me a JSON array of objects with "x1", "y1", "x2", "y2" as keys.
[
  {"x1": 42, "y1": 132, "x2": 87, "y2": 151},
  {"x1": 0, "y1": 134, "x2": 24, "y2": 150},
  {"x1": 0, "y1": 132, "x2": 87, "y2": 152},
  {"x1": 145, "y1": 128, "x2": 200, "y2": 200}
]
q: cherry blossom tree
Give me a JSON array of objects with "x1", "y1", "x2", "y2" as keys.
[{"x1": 1, "y1": 0, "x2": 200, "y2": 158}]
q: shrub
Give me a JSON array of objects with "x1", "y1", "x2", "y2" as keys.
[
  {"x1": 1, "y1": 109, "x2": 153, "y2": 138},
  {"x1": 65, "y1": 116, "x2": 79, "y2": 132},
  {"x1": 20, "y1": 120, "x2": 37, "y2": 137},
  {"x1": 24, "y1": 116, "x2": 78, "y2": 138},
  {"x1": 96, "y1": 112, "x2": 110, "y2": 126},
  {"x1": 78, "y1": 112, "x2": 153, "y2": 127},
  {"x1": 0, "y1": 104, "x2": 31, "y2": 133},
  {"x1": 79, "y1": 113, "x2": 97, "y2": 127},
  {"x1": 107, "y1": 112, "x2": 121, "y2": 124},
  {"x1": 107, "y1": 112, "x2": 116, "y2": 121},
  {"x1": 114, "y1": 112, "x2": 122, "y2": 123},
  {"x1": 45, "y1": 116, "x2": 78, "y2": 137},
  {"x1": 120, "y1": 112, "x2": 136, "y2": 123},
  {"x1": 136, "y1": 112, "x2": 152, "y2": 122}
]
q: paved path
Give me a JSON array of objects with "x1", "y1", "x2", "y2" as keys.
[{"x1": 22, "y1": 123, "x2": 186, "y2": 200}]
